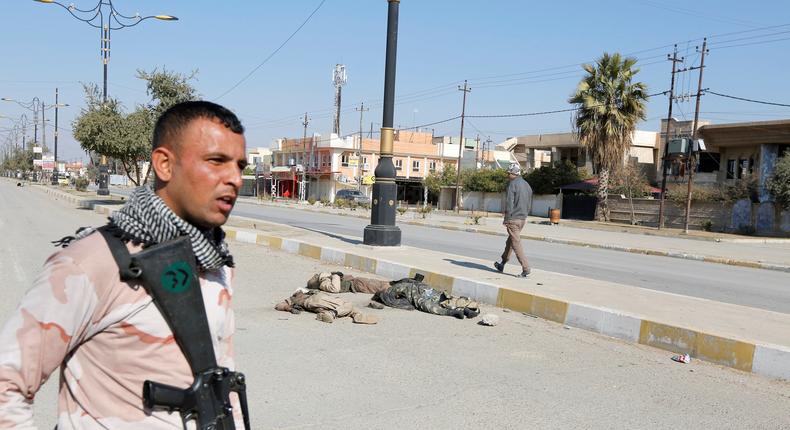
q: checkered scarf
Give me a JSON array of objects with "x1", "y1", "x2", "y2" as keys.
[{"x1": 75, "y1": 186, "x2": 233, "y2": 270}]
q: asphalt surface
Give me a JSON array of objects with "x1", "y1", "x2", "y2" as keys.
[
  {"x1": 239, "y1": 202, "x2": 790, "y2": 314},
  {"x1": 101, "y1": 186, "x2": 790, "y2": 314},
  {"x1": 4, "y1": 180, "x2": 790, "y2": 429}
]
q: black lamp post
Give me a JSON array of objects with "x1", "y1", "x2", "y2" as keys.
[
  {"x1": 363, "y1": 0, "x2": 402, "y2": 246},
  {"x1": 35, "y1": 0, "x2": 177, "y2": 195}
]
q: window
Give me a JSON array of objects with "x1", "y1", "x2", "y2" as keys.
[
  {"x1": 322, "y1": 154, "x2": 329, "y2": 167},
  {"x1": 341, "y1": 154, "x2": 349, "y2": 167},
  {"x1": 395, "y1": 159, "x2": 403, "y2": 170},
  {"x1": 738, "y1": 158, "x2": 749, "y2": 179},
  {"x1": 362, "y1": 156, "x2": 368, "y2": 165},
  {"x1": 412, "y1": 160, "x2": 420, "y2": 172},
  {"x1": 429, "y1": 160, "x2": 437, "y2": 171},
  {"x1": 726, "y1": 159, "x2": 736, "y2": 179}
]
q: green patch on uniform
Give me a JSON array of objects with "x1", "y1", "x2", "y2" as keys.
[{"x1": 161, "y1": 261, "x2": 192, "y2": 293}]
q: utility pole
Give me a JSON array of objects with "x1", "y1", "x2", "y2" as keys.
[
  {"x1": 474, "y1": 134, "x2": 480, "y2": 170},
  {"x1": 484, "y1": 136, "x2": 492, "y2": 169},
  {"x1": 658, "y1": 45, "x2": 684, "y2": 229},
  {"x1": 683, "y1": 38, "x2": 708, "y2": 233},
  {"x1": 301, "y1": 112, "x2": 310, "y2": 201},
  {"x1": 454, "y1": 80, "x2": 471, "y2": 212},
  {"x1": 356, "y1": 102, "x2": 369, "y2": 191}
]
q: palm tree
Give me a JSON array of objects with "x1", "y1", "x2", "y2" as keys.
[{"x1": 569, "y1": 52, "x2": 648, "y2": 221}]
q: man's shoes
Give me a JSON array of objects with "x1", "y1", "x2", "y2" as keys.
[
  {"x1": 516, "y1": 269, "x2": 531, "y2": 278},
  {"x1": 493, "y1": 261, "x2": 505, "y2": 273}
]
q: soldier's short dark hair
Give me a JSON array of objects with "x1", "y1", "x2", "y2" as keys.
[{"x1": 152, "y1": 101, "x2": 244, "y2": 151}]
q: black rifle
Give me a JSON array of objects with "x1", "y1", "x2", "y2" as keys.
[{"x1": 101, "y1": 231, "x2": 251, "y2": 430}]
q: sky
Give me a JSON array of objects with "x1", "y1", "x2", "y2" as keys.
[{"x1": 1, "y1": 0, "x2": 790, "y2": 163}]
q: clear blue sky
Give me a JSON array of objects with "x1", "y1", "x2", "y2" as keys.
[{"x1": 2, "y1": 0, "x2": 789, "y2": 162}]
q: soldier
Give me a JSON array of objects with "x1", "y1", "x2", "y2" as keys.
[
  {"x1": 305, "y1": 271, "x2": 390, "y2": 294},
  {"x1": 0, "y1": 101, "x2": 248, "y2": 428},
  {"x1": 371, "y1": 277, "x2": 480, "y2": 319},
  {"x1": 275, "y1": 289, "x2": 377, "y2": 324}
]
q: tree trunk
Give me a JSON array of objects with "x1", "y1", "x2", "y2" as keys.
[
  {"x1": 626, "y1": 172, "x2": 636, "y2": 225},
  {"x1": 596, "y1": 169, "x2": 610, "y2": 222},
  {"x1": 141, "y1": 162, "x2": 153, "y2": 186},
  {"x1": 121, "y1": 160, "x2": 139, "y2": 187}
]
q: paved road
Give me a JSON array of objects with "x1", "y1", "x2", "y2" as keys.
[{"x1": 4, "y1": 180, "x2": 790, "y2": 429}]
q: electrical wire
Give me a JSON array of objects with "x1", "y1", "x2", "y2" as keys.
[
  {"x1": 214, "y1": 0, "x2": 328, "y2": 101},
  {"x1": 705, "y1": 90, "x2": 790, "y2": 108}
]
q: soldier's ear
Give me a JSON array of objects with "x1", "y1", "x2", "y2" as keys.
[{"x1": 152, "y1": 146, "x2": 175, "y2": 183}]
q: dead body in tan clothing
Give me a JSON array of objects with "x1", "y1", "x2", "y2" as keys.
[
  {"x1": 275, "y1": 290, "x2": 377, "y2": 324},
  {"x1": 306, "y1": 272, "x2": 390, "y2": 294}
]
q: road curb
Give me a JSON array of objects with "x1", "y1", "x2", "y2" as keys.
[{"x1": 32, "y1": 185, "x2": 790, "y2": 379}]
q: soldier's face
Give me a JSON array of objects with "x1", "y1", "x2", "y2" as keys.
[{"x1": 163, "y1": 118, "x2": 247, "y2": 228}]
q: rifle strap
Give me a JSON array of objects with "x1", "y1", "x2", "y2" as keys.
[{"x1": 99, "y1": 227, "x2": 218, "y2": 374}]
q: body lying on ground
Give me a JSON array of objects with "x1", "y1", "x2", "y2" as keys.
[
  {"x1": 275, "y1": 289, "x2": 377, "y2": 324},
  {"x1": 306, "y1": 272, "x2": 390, "y2": 294},
  {"x1": 371, "y1": 277, "x2": 481, "y2": 319}
]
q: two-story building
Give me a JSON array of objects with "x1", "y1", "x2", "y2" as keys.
[{"x1": 268, "y1": 130, "x2": 506, "y2": 203}]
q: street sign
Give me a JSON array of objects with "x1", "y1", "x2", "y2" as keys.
[{"x1": 349, "y1": 156, "x2": 359, "y2": 167}]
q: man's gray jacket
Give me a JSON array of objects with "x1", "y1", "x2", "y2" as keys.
[{"x1": 504, "y1": 176, "x2": 533, "y2": 222}]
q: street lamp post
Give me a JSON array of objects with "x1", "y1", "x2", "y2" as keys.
[
  {"x1": 35, "y1": 0, "x2": 178, "y2": 194},
  {"x1": 49, "y1": 88, "x2": 68, "y2": 185},
  {"x1": 363, "y1": 0, "x2": 402, "y2": 247}
]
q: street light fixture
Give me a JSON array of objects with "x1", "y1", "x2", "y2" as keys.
[{"x1": 35, "y1": 0, "x2": 177, "y2": 194}]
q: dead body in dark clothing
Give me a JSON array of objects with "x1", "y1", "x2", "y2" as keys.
[{"x1": 371, "y1": 278, "x2": 480, "y2": 319}]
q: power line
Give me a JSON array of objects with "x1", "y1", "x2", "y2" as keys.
[
  {"x1": 213, "y1": 0, "x2": 327, "y2": 101},
  {"x1": 705, "y1": 90, "x2": 790, "y2": 108}
]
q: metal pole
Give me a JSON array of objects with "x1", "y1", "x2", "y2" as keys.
[
  {"x1": 301, "y1": 113, "x2": 309, "y2": 201},
  {"x1": 658, "y1": 46, "x2": 682, "y2": 229},
  {"x1": 454, "y1": 80, "x2": 470, "y2": 212},
  {"x1": 356, "y1": 102, "x2": 368, "y2": 191},
  {"x1": 97, "y1": 24, "x2": 111, "y2": 195},
  {"x1": 683, "y1": 38, "x2": 708, "y2": 234},
  {"x1": 363, "y1": 0, "x2": 402, "y2": 246}
]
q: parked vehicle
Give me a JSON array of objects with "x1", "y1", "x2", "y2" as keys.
[{"x1": 335, "y1": 188, "x2": 370, "y2": 204}]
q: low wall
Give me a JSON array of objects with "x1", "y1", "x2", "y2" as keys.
[
  {"x1": 461, "y1": 191, "x2": 503, "y2": 213},
  {"x1": 531, "y1": 194, "x2": 561, "y2": 217},
  {"x1": 609, "y1": 197, "x2": 790, "y2": 236}
]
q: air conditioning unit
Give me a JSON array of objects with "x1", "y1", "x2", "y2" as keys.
[
  {"x1": 362, "y1": 163, "x2": 370, "y2": 170},
  {"x1": 667, "y1": 138, "x2": 690, "y2": 155}
]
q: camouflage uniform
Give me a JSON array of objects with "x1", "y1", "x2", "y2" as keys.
[
  {"x1": 372, "y1": 278, "x2": 480, "y2": 319},
  {"x1": 0, "y1": 232, "x2": 243, "y2": 429}
]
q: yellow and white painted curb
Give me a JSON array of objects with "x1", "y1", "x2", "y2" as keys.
[{"x1": 35, "y1": 185, "x2": 790, "y2": 380}]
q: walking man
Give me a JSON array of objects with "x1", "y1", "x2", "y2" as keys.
[{"x1": 494, "y1": 163, "x2": 532, "y2": 277}]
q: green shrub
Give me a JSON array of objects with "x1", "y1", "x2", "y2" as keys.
[
  {"x1": 334, "y1": 198, "x2": 347, "y2": 209},
  {"x1": 417, "y1": 205, "x2": 433, "y2": 219},
  {"x1": 524, "y1": 161, "x2": 584, "y2": 194},
  {"x1": 307, "y1": 197, "x2": 316, "y2": 205},
  {"x1": 462, "y1": 168, "x2": 509, "y2": 193},
  {"x1": 320, "y1": 198, "x2": 330, "y2": 206},
  {"x1": 396, "y1": 206, "x2": 408, "y2": 216},
  {"x1": 74, "y1": 177, "x2": 89, "y2": 192},
  {"x1": 768, "y1": 150, "x2": 790, "y2": 209}
]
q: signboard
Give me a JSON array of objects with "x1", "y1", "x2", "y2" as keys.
[
  {"x1": 362, "y1": 175, "x2": 376, "y2": 185},
  {"x1": 348, "y1": 156, "x2": 359, "y2": 167},
  {"x1": 41, "y1": 155, "x2": 55, "y2": 171}
]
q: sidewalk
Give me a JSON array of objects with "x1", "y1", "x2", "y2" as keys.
[
  {"x1": 32, "y1": 184, "x2": 790, "y2": 380},
  {"x1": 239, "y1": 196, "x2": 790, "y2": 272}
]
